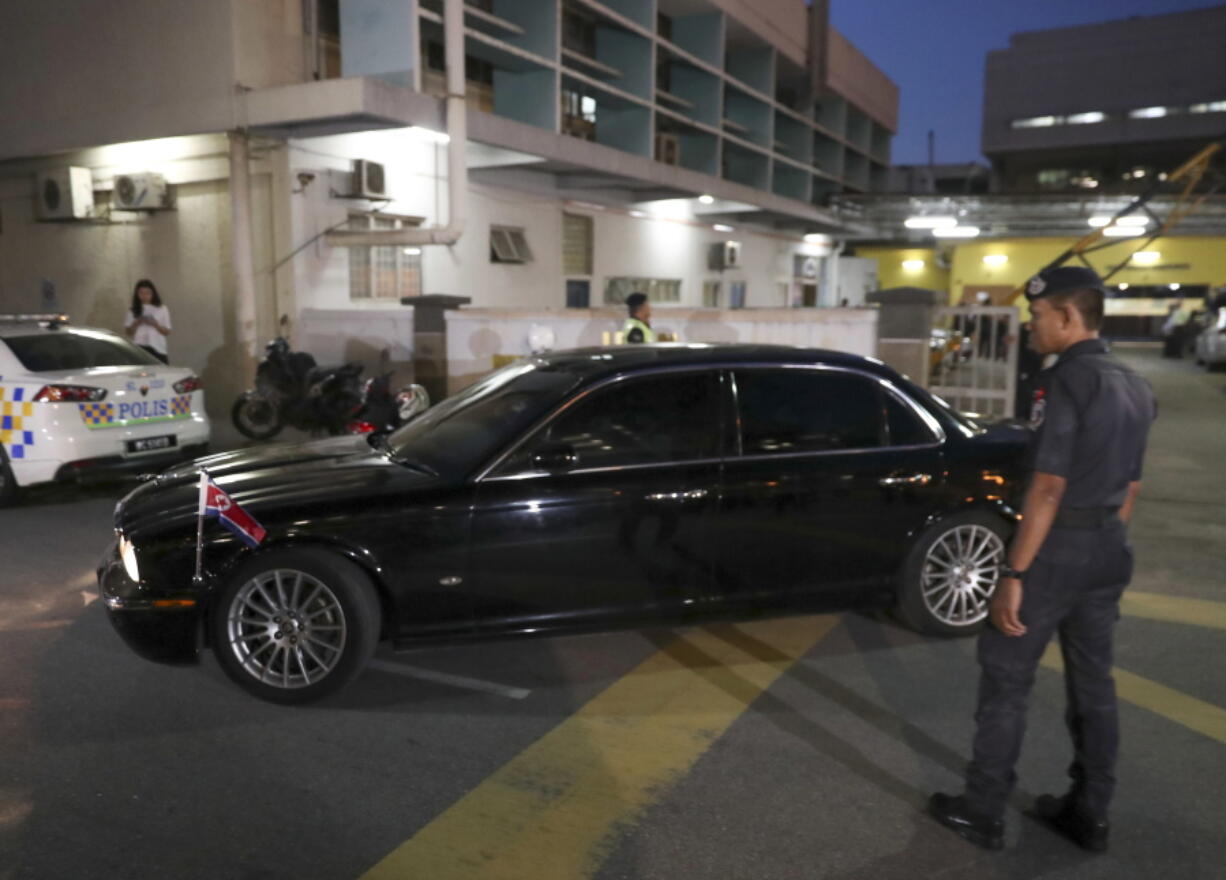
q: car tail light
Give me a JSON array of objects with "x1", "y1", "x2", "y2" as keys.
[
  {"x1": 174, "y1": 376, "x2": 203, "y2": 394},
  {"x1": 346, "y1": 420, "x2": 377, "y2": 434},
  {"x1": 33, "y1": 384, "x2": 107, "y2": 402}
]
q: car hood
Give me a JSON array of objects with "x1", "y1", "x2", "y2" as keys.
[{"x1": 116, "y1": 435, "x2": 443, "y2": 540}]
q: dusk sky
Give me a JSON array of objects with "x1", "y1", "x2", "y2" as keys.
[{"x1": 827, "y1": 0, "x2": 1221, "y2": 165}]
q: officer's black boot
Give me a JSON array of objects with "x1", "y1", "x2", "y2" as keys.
[
  {"x1": 1031, "y1": 793, "x2": 1110, "y2": 852},
  {"x1": 928, "y1": 793, "x2": 1005, "y2": 850}
]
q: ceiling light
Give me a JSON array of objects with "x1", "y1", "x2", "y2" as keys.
[
  {"x1": 713, "y1": 224, "x2": 734, "y2": 232},
  {"x1": 1088, "y1": 216, "x2": 1112, "y2": 227},
  {"x1": 1117, "y1": 215, "x2": 1149, "y2": 226},
  {"x1": 901, "y1": 259, "x2": 925, "y2": 271},
  {"x1": 904, "y1": 216, "x2": 956, "y2": 229},
  {"x1": 1132, "y1": 251, "x2": 1161, "y2": 264},
  {"x1": 401, "y1": 247, "x2": 421, "y2": 256},
  {"x1": 1169, "y1": 283, "x2": 1181, "y2": 291},
  {"x1": 629, "y1": 210, "x2": 646, "y2": 218},
  {"x1": 803, "y1": 233, "x2": 828, "y2": 244},
  {"x1": 932, "y1": 226, "x2": 980, "y2": 238},
  {"x1": 1103, "y1": 226, "x2": 1143, "y2": 236},
  {"x1": 1118, "y1": 283, "x2": 1129, "y2": 290},
  {"x1": 981, "y1": 254, "x2": 1008, "y2": 266},
  {"x1": 698, "y1": 194, "x2": 715, "y2": 205}
]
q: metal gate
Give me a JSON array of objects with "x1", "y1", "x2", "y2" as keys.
[{"x1": 928, "y1": 305, "x2": 1020, "y2": 418}]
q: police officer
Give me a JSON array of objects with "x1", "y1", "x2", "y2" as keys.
[
  {"x1": 930, "y1": 266, "x2": 1157, "y2": 852},
  {"x1": 622, "y1": 292, "x2": 655, "y2": 343}
]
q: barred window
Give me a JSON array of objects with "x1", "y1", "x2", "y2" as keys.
[
  {"x1": 348, "y1": 212, "x2": 423, "y2": 301},
  {"x1": 562, "y1": 213, "x2": 593, "y2": 276},
  {"x1": 604, "y1": 277, "x2": 681, "y2": 305}
]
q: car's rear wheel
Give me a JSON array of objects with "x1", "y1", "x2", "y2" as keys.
[
  {"x1": 0, "y1": 452, "x2": 18, "y2": 507},
  {"x1": 897, "y1": 511, "x2": 1009, "y2": 636},
  {"x1": 231, "y1": 393, "x2": 283, "y2": 440},
  {"x1": 211, "y1": 548, "x2": 380, "y2": 703}
]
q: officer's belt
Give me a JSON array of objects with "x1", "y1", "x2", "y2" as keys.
[{"x1": 1053, "y1": 507, "x2": 1121, "y2": 529}]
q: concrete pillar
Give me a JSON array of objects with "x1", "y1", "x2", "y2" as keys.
[{"x1": 865, "y1": 286, "x2": 943, "y2": 385}]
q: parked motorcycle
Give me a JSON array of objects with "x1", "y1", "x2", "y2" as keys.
[{"x1": 231, "y1": 338, "x2": 428, "y2": 441}]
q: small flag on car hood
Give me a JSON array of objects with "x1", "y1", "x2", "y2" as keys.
[{"x1": 197, "y1": 471, "x2": 266, "y2": 548}]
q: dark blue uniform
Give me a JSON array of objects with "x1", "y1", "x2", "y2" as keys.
[{"x1": 965, "y1": 338, "x2": 1157, "y2": 820}]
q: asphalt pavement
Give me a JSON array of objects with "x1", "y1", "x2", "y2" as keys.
[{"x1": 0, "y1": 344, "x2": 1222, "y2": 880}]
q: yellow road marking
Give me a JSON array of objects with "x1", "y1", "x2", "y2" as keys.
[
  {"x1": 1041, "y1": 645, "x2": 1226, "y2": 745},
  {"x1": 1121, "y1": 590, "x2": 1226, "y2": 630},
  {"x1": 360, "y1": 616, "x2": 840, "y2": 880}
]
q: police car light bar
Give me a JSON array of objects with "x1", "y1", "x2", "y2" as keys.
[{"x1": 0, "y1": 313, "x2": 70, "y2": 324}]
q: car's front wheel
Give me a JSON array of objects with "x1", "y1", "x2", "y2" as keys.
[
  {"x1": 211, "y1": 548, "x2": 381, "y2": 703},
  {"x1": 897, "y1": 512, "x2": 1009, "y2": 636}
]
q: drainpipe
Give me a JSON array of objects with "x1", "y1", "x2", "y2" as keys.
[
  {"x1": 325, "y1": 0, "x2": 466, "y2": 247},
  {"x1": 229, "y1": 129, "x2": 260, "y2": 368},
  {"x1": 825, "y1": 239, "x2": 845, "y2": 306}
]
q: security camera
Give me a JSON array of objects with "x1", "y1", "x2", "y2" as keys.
[{"x1": 296, "y1": 172, "x2": 316, "y2": 187}]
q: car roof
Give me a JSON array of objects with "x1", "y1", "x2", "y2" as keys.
[{"x1": 528, "y1": 343, "x2": 904, "y2": 383}]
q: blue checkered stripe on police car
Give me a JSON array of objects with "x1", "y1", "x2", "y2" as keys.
[
  {"x1": 0, "y1": 385, "x2": 36, "y2": 460},
  {"x1": 78, "y1": 401, "x2": 117, "y2": 427}
]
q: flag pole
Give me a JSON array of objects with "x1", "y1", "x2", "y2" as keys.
[{"x1": 194, "y1": 467, "x2": 208, "y2": 586}]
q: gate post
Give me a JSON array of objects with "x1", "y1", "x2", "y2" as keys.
[{"x1": 865, "y1": 286, "x2": 943, "y2": 386}]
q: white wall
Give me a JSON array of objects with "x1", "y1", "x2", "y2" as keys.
[{"x1": 287, "y1": 129, "x2": 834, "y2": 315}]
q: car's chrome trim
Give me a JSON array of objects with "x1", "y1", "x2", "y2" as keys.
[{"x1": 476, "y1": 361, "x2": 946, "y2": 484}]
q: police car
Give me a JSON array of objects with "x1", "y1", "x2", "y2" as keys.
[{"x1": 0, "y1": 315, "x2": 210, "y2": 504}]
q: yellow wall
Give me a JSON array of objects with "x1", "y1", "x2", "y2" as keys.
[
  {"x1": 863, "y1": 236, "x2": 1226, "y2": 307},
  {"x1": 857, "y1": 246, "x2": 949, "y2": 294}
]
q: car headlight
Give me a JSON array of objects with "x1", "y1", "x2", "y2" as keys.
[{"x1": 118, "y1": 533, "x2": 141, "y2": 582}]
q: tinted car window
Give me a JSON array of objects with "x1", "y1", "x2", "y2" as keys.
[
  {"x1": 735, "y1": 369, "x2": 885, "y2": 454},
  {"x1": 512, "y1": 371, "x2": 720, "y2": 471},
  {"x1": 885, "y1": 390, "x2": 937, "y2": 446},
  {"x1": 5, "y1": 330, "x2": 162, "y2": 371},
  {"x1": 387, "y1": 361, "x2": 580, "y2": 476}
]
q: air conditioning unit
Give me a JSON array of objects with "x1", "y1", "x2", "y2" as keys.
[
  {"x1": 36, "y1": 166, "x2": 94, "y2": 220},
  {"x1": 654, "y1": 133, "x2": 680, "y2": 166},
  {"x1": 709, "y1": 240, "x2": 741, "y2": 270},
  {"x1": 349, "y1": 159, "x2": 386, "y2": 198},
  {"x1": 111, "y1": 173, "x2": 169, "y2": 210}
]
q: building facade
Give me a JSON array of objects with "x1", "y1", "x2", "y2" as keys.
[
  {"x1": 0, "y1": 0, "x2": 897, "y2": 411},
  {"x1": 982, "y1": 5, "x2": 1226, "y2": 193}
]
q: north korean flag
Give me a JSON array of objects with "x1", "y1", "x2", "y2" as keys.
[{"x1": 197, "y1": 472, "x2": 267, "y2": 548}]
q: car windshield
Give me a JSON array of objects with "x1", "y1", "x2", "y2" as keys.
[
  {"x1": 385, "y1": 359, "x2": 580, "y2": 476},
  {"x1": 5, "y1": 329, "x2": 163, "y2": 371}
]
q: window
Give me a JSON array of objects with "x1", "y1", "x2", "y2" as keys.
[
  {"x1": 490, "y1": 226, "x2": 533, "y2": 263},
  {"x1": 562, "y1": 213, "x2": 593, "y2": 275},
  {"x1": 734, "y1": 369, "x2": 885, "y2": 454},
  {"x1": 512, "y1": 372, "x2": 720, "y2": 471},
  {"x1": 1189, "y1": 100, "x2": 1226, "y2": 114},
  {"x1": 6, "y1": 330, "x2": 160, "y2": 371},
  {"x1": 347, "y1": 213, "x2": 423, "y2": 301},
  {"x1": 702, "y1": 281, "x2": 721, "y2": 308},
  {"x1": 885, "y1": 391, "x2": 937, "y2": 446},
  {"x1": 604, "y1": 277, "x2": 681, "y2": 305}
]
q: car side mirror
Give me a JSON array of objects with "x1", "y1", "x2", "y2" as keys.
[{"x1": 531, "y1": 443, "x2": 578, "y2": 473}]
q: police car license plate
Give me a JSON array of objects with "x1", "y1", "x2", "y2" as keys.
[{"x1": 126, "y1": 435, "x2": 177, "y2": 454}]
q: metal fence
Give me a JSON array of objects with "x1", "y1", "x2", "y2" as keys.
[{"x1": 928, "y1": 305, "x2": 1020, "y2": 419}]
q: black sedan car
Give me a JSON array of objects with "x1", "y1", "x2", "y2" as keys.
[{"x1": 100, "y1": 345, "x2": 1029, "y2": 703}]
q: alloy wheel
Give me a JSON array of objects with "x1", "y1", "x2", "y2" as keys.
[
  {"x1": 224, "y1": 568, "x2": 348, "y2": 689},
  {"x1": 920, "y1": 524, "x2": 1004, "y2": 627}
]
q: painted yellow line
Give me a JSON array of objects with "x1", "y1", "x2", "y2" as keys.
[
  {"x1": 1121, "y1": 590, "x2": 1226, "y2": 630},
  {"x1": 360, "y1": 615, "x2": 840, "y2": 880},
  {"x1": 1041, "y1": 645, "x2": 1226, "y2": 745}
]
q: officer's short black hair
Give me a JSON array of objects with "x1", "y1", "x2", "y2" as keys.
[
  {"x1": 1024, "y1": 266, "x2": 1106, "y2": 331},
  {"x1": 626, "y1": 292, "x2": 648, "y2": 315}
]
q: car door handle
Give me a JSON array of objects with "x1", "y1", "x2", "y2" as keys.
[
  {"x1": 878, "y1": 473, "x2": 932, "y2": 487},
  {"x1": 645, "y1": 489, "x2": 709, "y2": 502}
]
